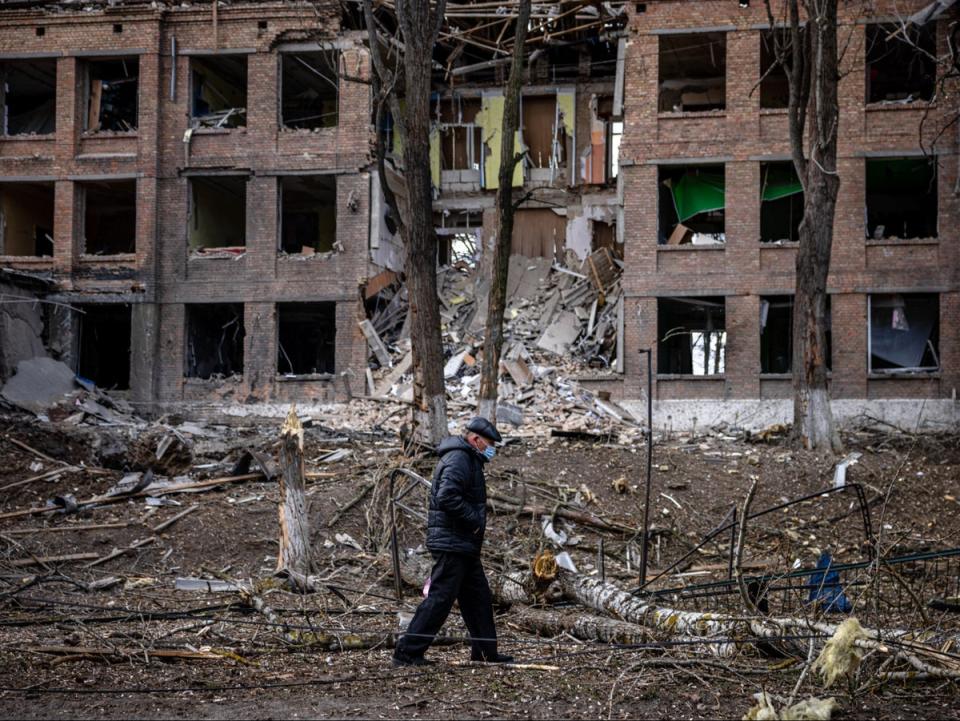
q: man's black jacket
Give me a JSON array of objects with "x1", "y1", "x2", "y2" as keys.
[{"x1": 426, "y1": 436, "x2": 488, "y2": 556}]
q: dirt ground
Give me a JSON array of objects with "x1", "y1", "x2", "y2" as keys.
[{"x1": 0, "y1": 410, "x2": 958, "y2": 720}]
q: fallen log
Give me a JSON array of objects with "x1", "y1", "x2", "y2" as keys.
[{"x1": 509, "y1": 606, "x2": 653, "y2": 646}]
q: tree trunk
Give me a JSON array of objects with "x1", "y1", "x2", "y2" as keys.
[
  {"x1": 277, "y1": 405, "x2": 311, "y2": 576},
  {"x1": 785, "y1": 0, "x2": 842, "y2": 453},
  {"x1": 510, "y1": 606, "x2": 652, "y2": 645},
  {"x1": 477, "y1": 0, "x2": 532, "y2": 423},
  {"x1": 363, "y1": 0, "x2": 448, "y2": 446}
]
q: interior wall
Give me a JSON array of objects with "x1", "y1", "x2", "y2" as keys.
[
  {"x1": 0, "y1": 184, "x2": 54, "y2": 256},
  {"x1": 512, "y1": 208, "x2": 566, "y2": 259},
  {"x1": 189, "y1": 177, "x2": 247, "y2": 249},
  {"x1": 83, "y1": 181, "x2": 136, "y2": 255}
]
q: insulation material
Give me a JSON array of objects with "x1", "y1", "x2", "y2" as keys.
[
  {"x1": 477, "y1": 93, "x2": 523, "y2": 189},
  {"x1": 511, "y1": 208, "x2": 566, "y2": 259}
]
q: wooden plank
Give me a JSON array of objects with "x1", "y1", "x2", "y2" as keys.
[
  {"x1": 358, "y1": 319, "x2": 392, "y2": 368},
  {"x1": 152, "y1": 504, "x2": 200, "y2": 533}
]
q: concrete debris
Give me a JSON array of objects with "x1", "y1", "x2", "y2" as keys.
[
  {"x1": 363, "y1": 253, "x2": 639, "y2": 441},
  {"x1": 1, "y1": 358, "x2": 76, "y2": 415}
]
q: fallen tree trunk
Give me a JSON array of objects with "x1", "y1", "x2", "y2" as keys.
[{"x1": 509, "y1": 606, "x2": 652, "y2": 646}]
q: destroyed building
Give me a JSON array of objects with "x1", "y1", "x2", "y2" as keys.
[
  {"x1": 1, "y1": 0, "x2": 958, "y2": 430},
  {"x1": 0, "y1": 0, "x2": 370, "y2": 408}
]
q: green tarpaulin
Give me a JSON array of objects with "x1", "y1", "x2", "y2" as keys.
[
  {"x1": 667, "y1": 172, "x2": 725, "y2": 222},
  {"x1": 761, "y1": 165, "x2": 803, "y2": 202}
]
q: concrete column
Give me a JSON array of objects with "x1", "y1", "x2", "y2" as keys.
[
  {"x1": 130, "y1": 302, "x2": 159, "y2": 405},
  {"x1": 155, "y1": 302, "x2": 185, "y2": 402}
]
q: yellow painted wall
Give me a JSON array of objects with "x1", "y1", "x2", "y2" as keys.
[{"x1": 478, "y1": 93, "x2": 523, "y2": 190}]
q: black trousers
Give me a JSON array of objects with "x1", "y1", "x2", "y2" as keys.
[{"x1": 394, "y1": 551, "x2": 498, "y2": 661}]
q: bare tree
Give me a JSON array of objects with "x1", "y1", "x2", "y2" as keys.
[
  {"x1": 767, "y1": 0, "x2": 842, "y2": 452},
  {"x1": 477, "y1": 0, "x2": 532, "y2": 422},
  {"x1": 363, "y1": 0, "x2": 449, "y2": 445}
]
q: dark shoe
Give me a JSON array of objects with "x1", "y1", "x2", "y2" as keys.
[
  {"x1": 392, "y1": 653, "x2": 435, "y2": 667},
  {"x1": 472, "y1": 653, "x2": 514, "y2": 664}
]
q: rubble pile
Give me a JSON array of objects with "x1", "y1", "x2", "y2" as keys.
[{"x1": 365, "y1": 248, "x2": 641, "y2": 442}]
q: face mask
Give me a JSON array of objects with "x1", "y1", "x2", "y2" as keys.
[{"x1": 482, "y1": 445, "x2": 497, "y2": 461}]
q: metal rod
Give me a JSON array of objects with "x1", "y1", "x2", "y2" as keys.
[
  {"x1": 727, "y1": 506, "x2": 736, "y2": 580},
  {"x1": 638, "y1": 348, "x2": 653, "y2": 587},
  {"x1": 599, "y1": 537, "x2": 605, "y2": 584}
]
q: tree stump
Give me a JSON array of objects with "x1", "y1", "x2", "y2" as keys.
[{"x1": 277, "y1": 405, "x2": 311, "y2": 576}]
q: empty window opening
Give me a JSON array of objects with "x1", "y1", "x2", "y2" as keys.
[
  {"x1": 80, "y1": 179, "x2": 136, "y2": 255},
  {"x1": 277, "y1": 302, "x2": 336, "y2": 376},
  {"x1": 761, "y1": 162, "x2": 803, "y2": 242},
  {"x1": 759, "y1": 30, "x2": 795, "y2": 109},
  {"x1": 659, "y1": 32, "x2": 726, "y2": 112},
  {"x1": 866, "y1": 24, "x2": 935, "y2": 104},
  {"x1": 436, "y1": 210, "x2": 481, "y2": 267},
  {"x1": 0, "y1": 182, "x2": 54, "y2": 256},
  {"x1": 760, "y1": 295, "x2": 832, "y2": 374},
  {"x1": 437, "y1": 97, "x2": 482, "y2": 172},
  {"x1": 185, "y1": 303, "x2": 245, "y2": 379},
  {"x1": 281, "y1": 51, "x2": 339, "y2": 129},
  {"x1": 84, "y1": 58, "x2": 138, "y2": 132},
  {"x1": 522, "y1": 94, "x2": 572, "y2": 173},
  {"x1": 869, "y1": 293, "x2": 939, "y2": 374},
  {"x1": 188, "y1": 176, "x2": 247, "y2": 254},
  {"x1": 191, "y1": 55, "x2": 247, "y2": 128},
  {"x1": 866, "y1": 158, "x2": 937, "y2": 240},
  {"x1": 658, "y1": 296, "x2": 726, "y2": 375},
  {"x1": 1, "y1": 59, "x2": 56, "y2": 135},
  {"x1": 76, "y1": 304, "x2": 131, "y2": 390},
  {"x1": 659, "y1": 165, "x2": 725, "y2": 245},
  {"x1": 279, "y1": 175, "x2": 336, "y2": 255}
]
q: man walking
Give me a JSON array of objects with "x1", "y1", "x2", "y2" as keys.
[{"x1": 392, "y1": 417, "x2": 513, "y2": 666}]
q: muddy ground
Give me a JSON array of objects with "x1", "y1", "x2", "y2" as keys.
[{"x1": 0, "y1": 410, "x2": 958, "y2": 720}]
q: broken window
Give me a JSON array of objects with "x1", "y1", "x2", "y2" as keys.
[
  {"x1": 279, "y1": 175, "x2": 336, "y2": 255},
  {"x1": 869, "y1": 293, "x2": 939, "y2": 374},
  {"x1": 658, "y1": 296, "x2": 726, "y2": 375},
  {"x1": 191, "y1": 55, "x2": 247, "y2": 128},
  {"x1": 866, "y1": 158, "x2": 937, "y2": 240},
  {"x1": 659, "y1": 165, "x2": 725, "y2": 245},
  {"x1": 84, "y1": 58, "x2": 138, "y2": 132},
  {"x1": 185, "y1": 303, "x2": 244, "y2": 379},
  {"x1": 760, "y1": 295, "x2": 832, "y2": 374},
  {"x1": 438, "y1": 97, "x2": 482, "y2": 172},
  {"x1": 80, "y1": 179, "x2": 136, "y2": 255},
  {"x1": 188, "y1": 176, "x2": 247, "y2": 254},
  {"x1": 281, "y1": 51, "x2": 339, "y2": 129},
  {"x1": 277, "y1": 302, "x2": 336, "y2": 376},
  {"x1": 760, "y1": 162, "x2": 803, "y2": 242},
  {"x1": 866, "y1": 23, "x2": 935, "y2": 104},
  {"x1": 0, "y1": 59, "x2": 56, "y2": 135},
  {"x1": 0, "y1": 182, "x2": 54, "y2": 256},
  {"x1": 76, "y1": 303, "x2": 131, "y2": 390},
  {"x1": 759, "y1": 30, "x2": 795, "y2": 109},
  {"x1": 658, "y1": 32, "x2": 726, "y2": 112}
]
